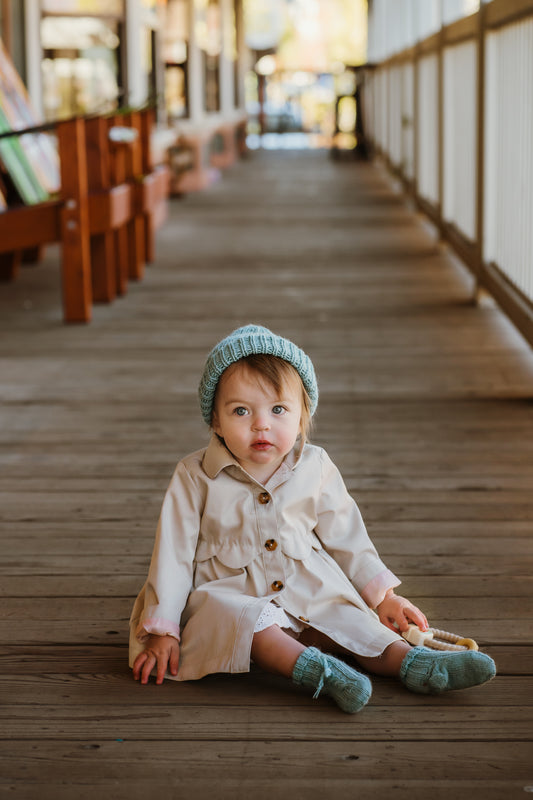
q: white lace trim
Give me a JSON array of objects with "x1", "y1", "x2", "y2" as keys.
[{"x1": 254, "y1": 602, "x2": 306, "y2": 634}]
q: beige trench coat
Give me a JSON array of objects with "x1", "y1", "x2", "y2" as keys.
[{"x1": 129, "y1": 435, "x2": 403, "y2": 681}]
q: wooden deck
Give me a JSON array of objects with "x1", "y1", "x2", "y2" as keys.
[{"x1": 1, "y1": 149, "x2": 533, "y2": 799}]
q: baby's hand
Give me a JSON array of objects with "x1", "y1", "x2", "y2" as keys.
[
  {"x1": 133, "y1": 634, "x2": 180, "y2": 685},
  {"x1": 376, "y1": 590, "x2": 428, "y2": 634}
]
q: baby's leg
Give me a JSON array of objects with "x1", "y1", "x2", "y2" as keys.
[
  {"x1": 251, "y1": 624, "x2": 306, "y2": 677},
  {"x1": 355, "y1": 640, "x2": 412, "y2": 676},
  {"x1": 251, "y1": 625, "x2": 372, "y2": 714},
  {"x1": 357, "y1": 641, "x2": 496, "y2": 693},
  {"x1": 298, "y1": 626, "x2": 409, "y2": 674},
  {"x1": 299, "y1": 628, "x2": 496, "y2": 693}
]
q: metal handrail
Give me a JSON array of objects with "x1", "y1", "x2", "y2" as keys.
[{"x1": 0, "y1": 100, "x2": 157, "y2": 141}]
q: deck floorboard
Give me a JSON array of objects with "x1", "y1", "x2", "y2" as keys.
[{"x1": 1, "y1": 150, "x2": 532, "y2": 799}]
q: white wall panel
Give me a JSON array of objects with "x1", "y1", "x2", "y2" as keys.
[
  {"x1": 443, "y1": 41, "x2": 477, "y2": 239},
  {"x1": 416, "y1": 53, "x2": 439, "y2": 205},
  {"x1": 484, "y1": 19, "x2": 533, "y2": 302}
]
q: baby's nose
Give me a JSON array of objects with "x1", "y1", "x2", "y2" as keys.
[{"x1": 252, "y1": 415, "x2": 270, "y2": 430}]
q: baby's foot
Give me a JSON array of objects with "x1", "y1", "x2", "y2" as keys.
[
  {"x1": 292, "y1": 646, "x2": 372, "y2": 713},
  {"x1": 400, "y1": 646, "x2": 496, "y2": 694}
]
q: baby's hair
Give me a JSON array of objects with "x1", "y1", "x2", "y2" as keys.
[{"x1": 216, "y1": 354, "x2": 313, "y2": 441}]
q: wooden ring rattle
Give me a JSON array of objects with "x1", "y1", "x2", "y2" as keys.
[{"x1": 402, "y1": 623, "x2": 479, "y2": 652}]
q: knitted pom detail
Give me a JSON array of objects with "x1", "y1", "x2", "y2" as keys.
[
  {"x1": 400, "y1": 646, "x2": 496, "y2": 695},
  {"x1": 292, "y1": 647, "x2": 372, "y2": 714}
]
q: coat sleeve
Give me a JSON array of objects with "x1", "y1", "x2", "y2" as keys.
[
  {"x1": 134, "y1": 460, "x2": 203, "y2": 642},
  {"x1": 314, "y1": 449, "x2": 400, "y2": 608}
]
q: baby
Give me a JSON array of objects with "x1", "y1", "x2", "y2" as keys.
[{"x1": 130, "y1": 325, "x2": 495, "y2": 713}]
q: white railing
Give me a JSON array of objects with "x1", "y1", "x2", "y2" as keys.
[
  {"x1": 443, "y1": 40, "x2": 477, "y2": 241},
  {"x1": 484, "y1": 16, "x2": 533, "y2": 303},
  {"x1": 402, "y1": 61, "x2": 415, "y2": 180},
  {"x1": 416, "y1": 53, "x2": 439, "y2": 207},
  {"x1": 363, "y1": 0, "x2": 533, "y2": 344}
]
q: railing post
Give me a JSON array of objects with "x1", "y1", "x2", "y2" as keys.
[
  {"x1": 474, "y1": 3, "x2": 487, "y2": 301},
  {"x1": 124, "y1": 109, "x2": 146, "y2": 281},
  {"x1": 57, "y1": 117, "x2": 92, "y2": 323},
  {"x1": 140, "y1": 108, "x2": 157, "y2": 264},
  {"x1": 86, "y1": 116, "x2": 117, "y2": 302},
  {"x1": 437, "y1": 25, "x2": 445, "y2": 239},
  {"x1": 108, "y1": 114, "x2": 129, "y2": 296},
  {"x1": 413, "y1": 44, "x2": 419, "y2": 202}
]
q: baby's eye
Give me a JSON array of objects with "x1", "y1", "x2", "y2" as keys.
[
  {"x1": 272, "y1": 405, "x2": 285, "y2": 415},
  {"x1": 233, "y1": 407, "x2": 248, "y2": 416}
]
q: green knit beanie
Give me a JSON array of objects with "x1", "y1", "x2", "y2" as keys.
[{"x1": 198, "y1": 324, "x2": 318, "y2": 425}]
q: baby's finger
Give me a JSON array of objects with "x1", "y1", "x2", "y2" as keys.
[
  {"x1": 395, "y1": 612, "x2": 411, "y2": 633},
  {"x1": 169, "y1": 648, "x2": 180, "y2": 676},
  {"x1": 155, "y1": 656, "x2": 168, "y2": 685},
  {"x1": 406, "y1": 606, "x2": 428, "y2": 631},
  {"x1": 132, "y1": 652, "x2": 148, "y2": 681},
  {"x1": 141, "y1": 652, "x2": 156, "y2": 685}
]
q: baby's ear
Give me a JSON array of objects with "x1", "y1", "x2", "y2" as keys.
[{"x1": 211, "y1": 412, "x2": 221, "y2": 435}]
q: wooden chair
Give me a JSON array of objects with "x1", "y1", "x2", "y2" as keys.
[
  {"x1": 0, "y1": 117, "x2": 92, "y2": 322},
  {"x1": 0, "y1": 109, "x2": 169, "y2": 322}
]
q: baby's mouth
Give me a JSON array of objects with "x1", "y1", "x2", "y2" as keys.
[{"x1": 251, "y1": 440, "x2": 272, "y2": 450}]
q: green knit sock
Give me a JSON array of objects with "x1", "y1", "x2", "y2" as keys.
[
  {"x1": 400, "y1": 646, "x2": 496, "y2": 694},
  {"x1": 292, "y1": 647, "x2": 372, "y2": 714}
]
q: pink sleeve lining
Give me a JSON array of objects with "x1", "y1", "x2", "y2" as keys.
[
  {"x1": 360, "y1": 569, "x2": 401, "y2": 609},
  {"x1": 137, "y1": 617, "x2": 181, "y2": 642}
]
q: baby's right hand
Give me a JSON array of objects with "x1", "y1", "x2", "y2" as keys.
[{"x1": 133, "y1": 634, "x2": 180, "y2": 685}]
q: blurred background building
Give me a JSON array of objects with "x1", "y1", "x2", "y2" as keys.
[
  {"x1": 0, "y1": 0, "x2": 368, "y2": 152},
  {"x1": 1, "y1": 0, "x2": 532, "y2": 337}
]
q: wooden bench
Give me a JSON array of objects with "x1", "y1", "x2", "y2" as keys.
[
  {"x1": 169, "y1": 113, "x2": 247, "y2": 195},
  {"x1": 0, "y1": 109, "x2": 169, "y2": 322}
]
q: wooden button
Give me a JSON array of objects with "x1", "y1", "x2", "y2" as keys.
[
  {"x1": 271, "y1": 581, "x2": 284, "y2": 592},
  {"x1": 258, "y1": 492, "x2": 270, "y2": 504},
  {"x1": 265, "y1": 539, "x2": 278, "y2": 551}
]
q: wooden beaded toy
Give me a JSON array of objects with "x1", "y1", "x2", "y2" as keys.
[{"x1": 402, "y1": 623, "x2": 479, "y2": 652}]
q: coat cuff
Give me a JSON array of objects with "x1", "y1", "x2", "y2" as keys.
[
  {"x1": 360, "y1": 569, "x2": 401, "y2": 609},
  {"x1": 136, "y1": 617, "x2": 181, "y2": 642}
]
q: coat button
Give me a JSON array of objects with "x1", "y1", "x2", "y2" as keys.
[
  {"x1": 258, "y1": 492, "x2": 270, "y2": 504},
  {"x1": 265, "y1": 539, "x2": 278, "y2": 551},
  {"x1": 271, "y1": 581, "x2": 284, "y2": 592},
  {"x1": 299, "y1": 616, "x2": 310, "y2": 623}
]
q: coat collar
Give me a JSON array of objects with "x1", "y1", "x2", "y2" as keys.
[{"x1": 202, "y1": 433, "x2": 304, "y2": 487}]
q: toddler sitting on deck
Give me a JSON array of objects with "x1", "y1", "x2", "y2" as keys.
[{"x1": 129, "y1": 325, "x2": 496, "y2": 713}]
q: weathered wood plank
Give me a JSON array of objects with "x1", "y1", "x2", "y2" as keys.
[
  {"x1": 0, "y1": 779, "x2": 528, "y2": 800},
  {"x1": 2, "y1": 574, "x2": 531, "y2": 599},
  {"x1": 3, "y1": 535, "x2": 533, "y2": 558},
  {"x1": 1, "y1": 150, "x2": 533, "y2": 798},
  {"x1": 1, "y1": 621, "x2": 529, "y2": 646},
  {"x1": 3, "y1": 703, "x2": 532, "y2": 741},
  {"x1": 1, "y1": 553, "x2": 531, "y2": 577},
  {"x1": 1, "y1": 741, "x2": 532, "y2": 785},
  {"x1": 3, "y1": 671, "x2": 531, "y2": 707},
  {"x1": 2, "y1": 489, "x2": 533, "y2": 516},
  {"x1": 2, "y1": 643, "x2": 530, "y2": 674},
  {"x1": 2, "y1": 519, "x2": 533, "y2": 541},
  {"x1": 1, "y1": 595, "x2": 531, "y2": 622}
]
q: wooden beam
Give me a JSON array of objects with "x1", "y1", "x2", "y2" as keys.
[
  {"x1": 57, "y1": 118, "x2": 92, "y2": 323},
  {"x1": 0, "y1": 202, "x2": 61, "y2": 251},
  {"x1": 443, "y1": 12, "x2": 478, "y2": 46},
  {"x1": 486, "y1": 0, "x2": 533, "y2": 29},
  {"x1": 85, "y1": 116, "x2": 117, "y2": 302},
  {"x1": 1, "y1": 0, "x2": 12, "y2": 55},
  {"x1": 474, "y1": 2, "x2": 487, "y2": 290},
  {"x1": 480, "y1": 261, "x2": 533, "y2": 346}
]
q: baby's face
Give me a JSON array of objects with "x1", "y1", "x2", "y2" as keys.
[{"x1": 212, "y1": 363, "x2": 303, "y2": 483}]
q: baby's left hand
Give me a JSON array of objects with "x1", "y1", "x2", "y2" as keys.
[{"x1": 376, "y1": 590, "x2": 428, "y2": 633}]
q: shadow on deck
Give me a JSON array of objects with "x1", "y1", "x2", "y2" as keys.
[{"x1": 1, "y1": 149, "x2": 533, "y2": 799}]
